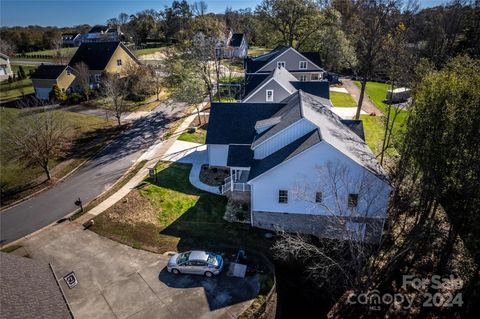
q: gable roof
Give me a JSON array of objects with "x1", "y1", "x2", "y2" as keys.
[
  {"x1": 206, "y1": 103, "x2": 283, "y2": 145},
  {"x1": 0, "y1": 252, "x2": 72, "y2": 319},
  {"x1": 244, "y1": 45, "x2": 323, "y2": 74},
  {"x1": 88, "y1": 25, "x2": 109, "y2": 33},
  {"x1": 249, "y1": 130, "x2": 322, "y2": 181},
  {"x1": 68, "y1": 42, "x2": 138, "y2": 70},
  {"x1": 249, "y1": 91, "x2": 388, "y2": 181},
  {"x1": 341, "y1": 120, "x2": 365, "y2": 141},
  {"x1": 229, "y1": 33, "x2": 245, "y2": 47},
  {"x1": 30, "y1": 65, "x2": 70, "y2": 79},
  {"x1": 243, "y1": 68, "x2": 330, "y2": 101},
  {"x1": 243, "y1": 66, "x2": 297, "y2": 102}
]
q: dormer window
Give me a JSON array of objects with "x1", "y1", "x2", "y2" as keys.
[
  {"x1": 299, "y1": 61, "x2": 307, "y2": 69},
  {"x1": 277, "y1": 61, "x2": 285, "y2": 68},
  {"x1": 266, "y1": 90, "x2": 274, "y2": 102}
]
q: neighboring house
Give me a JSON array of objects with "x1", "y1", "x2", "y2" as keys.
[
  {"x1": 30, "y1": 65, "x2": 76, "y2": 100},
  {"x1": 68, "y1": 41, "x2": 139, "y2": 89},
  {"x1": 244, "y1": 45, "x2": 325, "y2": 82},
  {"x1": 217, "y1": 29, "x2": 248, "y2": 59},
  {"x1": 242, "y1": 66, "x2": 330, "y2": 103},
  {"x1": 0, "y1": 252, "x2": 73, "y2": 319},
  {"x1": 206, "y1": 90, "x2": 391, "y2": 242},
  {"x1": 82, "y1": 25, "x2": 123, "y2": 43},
  {"x1": 62, "y1": 32, "x2": 81, "y2": 47},
  {"x1": 0, "y1": 53, "x2": 13, "y2": 81}
]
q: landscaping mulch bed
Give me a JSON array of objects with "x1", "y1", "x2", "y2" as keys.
[{"x1": 199, "y1": 165, "x2": 229, "y2": 186}]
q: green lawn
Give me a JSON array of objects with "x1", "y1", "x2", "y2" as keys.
[
  {"x1": 330, "y1": 91, "x2": 357, "y2": 107},
  {"x1": 0, "y1": 107, "x2": 112, "y2": 200},
  {"x1": 0, "y1": 78, "x2": 35, "y2": 102},
  {"x1": 92, "y1": 162, "x2": 271, "y2": 253},
  {"x1": 17, "y1": 47, "x2": 78, "y2": 57},
  {"x1": 178, "y1": 127, "x2": 207, "y2": 144},
  {"x1": 360, "y1": 115, "x2": 385, "y2": 156},
  {"x1": 354, "y1": 81, "x2": 408, "y2": 140},
  {"x1": 134, "y1": 47, "x2": 166, "y2": 56},
  {"x1": 248, "y1": 46, "x2": 271, "y2": 57}
]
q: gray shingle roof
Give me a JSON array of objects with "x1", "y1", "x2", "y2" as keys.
[
  {"x1": 227, "y1": 145, "x2": 254, "y2": 167},
  {"x1": 341, "y1": 120, "x2": 365, "y2": 141},
  {"x1": 205, "y1": 103, "x2": 283, "y2": 144},
  {"x1": 0, "y1": 252, "x2": 72, "y2": 319},
  {"x1": 69, "y1": 42, "x2": 137, "y2": 71},
  {"x1": 242, "y1": 66, "x2": 297, "y2": 101},
  {"x1": 249, "y1": 130, "x2": 322, "y2": 180}
]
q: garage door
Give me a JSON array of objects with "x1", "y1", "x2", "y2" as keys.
[{"x1": 35, "y1": 87, "x2": 51, "y2": 100}]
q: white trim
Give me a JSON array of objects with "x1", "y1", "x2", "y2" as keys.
[
  {"x1": 299, "y1": 74, "x2": 308, "y2": 82},
  {"x1": 257, "y1": 47, "x2": 295, "y2": 73},
  {"x1": 266, "y1": 89, "x2": 274, "y2": 102},
  {"x1": 243, "y1": 76, "x2": 296, "y2": 103},
  {"x1": 277, "y1": 61, "x2": 286, "y2": 68},
  {"x1": 299, "y1": 61, "x2": 307, "y2": 69}
]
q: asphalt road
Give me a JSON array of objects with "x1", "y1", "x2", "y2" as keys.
[{"x1": 0, "y1": 102, "x2": 187, "y2": 244}]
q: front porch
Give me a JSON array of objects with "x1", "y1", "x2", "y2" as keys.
[{"x1": 221, "y1": 168, "x2": 251, "y2": 194}]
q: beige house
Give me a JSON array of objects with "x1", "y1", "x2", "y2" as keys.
[
  {"x1": 68, "y1": 41, "x2": 139, "y2": 89},
  {"x1": 0, "y1": 53, "x2": 13, "y2": 81},
  {"x1": 30, "y1": 65, "x2": 76, "y2": 100}
]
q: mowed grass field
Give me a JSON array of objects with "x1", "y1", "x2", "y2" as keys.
[
  {"x1": 0, "y1": 65, "x2": 37, "y2": 102},
  {"x1": 17, "y1": 47, "x2": 78, "y2": 57},
  {"x1": 330, "y1": 91, "x2": 357, "y2": 107},
  {"x1": 92, "y1": 162, "x2": 271, "y2": 253},
  {"x1": 0, "y1": 107, "x2": 112, "y2": 199}
]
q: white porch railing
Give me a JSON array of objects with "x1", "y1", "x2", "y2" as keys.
[{"x1": 220, "y1": 181, "x2": 251, "y2": 194}]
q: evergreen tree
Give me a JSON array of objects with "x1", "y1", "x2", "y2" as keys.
[{"x1": 49, "y1": 84, "x2": 67, "y2": 103}]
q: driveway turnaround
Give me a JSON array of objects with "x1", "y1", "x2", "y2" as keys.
[
  {"x1": 21, "y1": 222, "x2": 259, "y2": 319},
  {"x1": 0, "y1": 102, "x2": 186, "y2": 245}
]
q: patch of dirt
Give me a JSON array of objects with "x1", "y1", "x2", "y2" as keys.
[
  {"x1": 199, "y1": 165, "x2": 229, "y2": 186},
  {"x1": 102, "y1": 189, "x2": 159, "y2": 226},
  {"x1": 189, "y1": 115, "x2": 209, "y2": 128},
  {"x1": 224, "y1": 199, "x2": 251, "y2": 224}
]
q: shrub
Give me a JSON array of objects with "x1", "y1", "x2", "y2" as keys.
[
  {"x1": 67, "y1": 92, "x2": 83, "y2": 104},
  {"x1": 49, "y1": 84, "x2": 67, "y2": 103}
]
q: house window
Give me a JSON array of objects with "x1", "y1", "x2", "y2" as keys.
[
  {"x1": 299, "y1": 61, "x2": 307, "y2": 69},
  {"x1": 345, "y1": 222, "x2": 366, "y2": 241},
  {"x1": 315, "y1": 192, "x2": 323, "y2": 203},
  {"x1": 299, "y1": 74, "x2": 308, "y2": 82},
  {"x1": 348, "y1": 193, "x2": 359, "y2": 208},
  {"x1": 278, "y1": 190, "x2": 288, "y2": 203},
  {"x1": 94, "y1": 74, "x2": 101, "y2": 83},
  {"x1": 277, "y1": 61, "x2": 286, "y2": 68},
  {"x1": 311, "y1": 73, "x2": 320, "y2": 81},
  {"x1": 266, "y1": 90, "x2": 274, "y2": 102},
  {"x1": 117, "y1": 59, "x2": 122, "y2": 66}
]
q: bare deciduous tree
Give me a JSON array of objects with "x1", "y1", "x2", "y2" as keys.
[
  {"x1": 2, "y1": 108, "x2": 73, "y2": 181},
  {"x1": 272, "y1": 161, "x2": 389, "y2": 293},
  {"x1": 101, "y1": 73, "x2": 128, "y2": 126},
  {"x1": 73, "y1": 62, "x2": 91, "y2": 101}
]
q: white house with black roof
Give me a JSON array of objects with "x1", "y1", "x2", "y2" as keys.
[
  {"x1": 242, "y1": 65, "x2": 330, "y2": 103},
  {"x1": 217, "y1": 29, "x2": 248, "y2": 59},
  {"x1": 206, "y1": 90, "x2": 392, "y2": 242}
]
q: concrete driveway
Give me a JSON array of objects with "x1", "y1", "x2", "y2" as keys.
[{"x1": 19, "y1": 222, "x2": 259, "y2": 319}]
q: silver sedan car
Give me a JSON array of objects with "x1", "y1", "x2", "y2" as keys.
[{"x1": 167, "y1": 250, "x2": 224, "y2": 277}]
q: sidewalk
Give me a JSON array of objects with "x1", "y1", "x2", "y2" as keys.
[
  {"x1": 75, "y1": 104, "x2": 208, "y2": 224},
  {"x1": 341, "y1": 79, "x2": 383, "y2": 116}
]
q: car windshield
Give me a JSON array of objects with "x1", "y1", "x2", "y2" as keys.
[
  {"x1": 177, "y1": 252, "x2": 191, "y2": 264},
  {"x1": 207, "y1": 253, "x2": 218, "y2": 266}
]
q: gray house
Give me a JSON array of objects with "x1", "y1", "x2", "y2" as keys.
[
  {"x1": 245, "y1": 45, "x2": 325, "y2": 81},
  {"x1": 242, "y1": 66, "x2": 330, "y2": 103}
]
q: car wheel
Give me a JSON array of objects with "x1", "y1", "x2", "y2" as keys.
[
  {"x1": 172, "y1": 269, "x2": 180, "y2": 275},
  {"x1": 204, "y1": 271, "x2": 213, "y2": 278}
]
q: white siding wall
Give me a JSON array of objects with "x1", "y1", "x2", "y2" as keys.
[
  {"x1": 250, "y1": 143, "x2": 391, "y2": 218},
  {"x1": 253, "y1": 119, "x2": 316, "y2": 159},
  {"x1": 207, "y1": 144, "x2": 229, "y2": 166}
]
